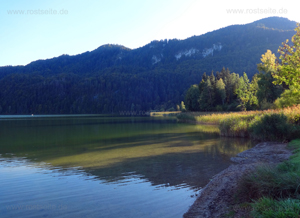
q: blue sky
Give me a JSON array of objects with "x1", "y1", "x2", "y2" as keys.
[{"x1": 1, "y1": 0, "x2": 299, "y2": 66}]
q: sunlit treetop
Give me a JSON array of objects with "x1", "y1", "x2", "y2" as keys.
[
  {"x1": 260, "y1": 49, "x2": 277, "y2": 70},
  {"x1": 272, "y1": 23, "x2": 300, "y2": 89}
]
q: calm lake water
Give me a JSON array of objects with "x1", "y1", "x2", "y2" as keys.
[{"x1": 0, "y1": 115, "x2": 254, "y2": 218}]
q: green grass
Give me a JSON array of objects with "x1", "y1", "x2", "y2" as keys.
[
  {"x1": 251, "y1": 197, "x2": 300, "y2": 218},
  {"x1": 240, "y1": 139, "x2": 300, "y2": 217},
  {"x1": 287, "y1": 139, "x2": 300, "y2": 166},
  {"x1": 241, "y1": 163, "x2": 300, "y2": 200}
]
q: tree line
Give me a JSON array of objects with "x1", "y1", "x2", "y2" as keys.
[
  {"x1": 184, "y1": 23, "x2": 300, "y2": 111},
  {"x1": 184, "y1": 68, "x2": 261, "y2": 111},
  {"x1": 0, "y1": 18, "x2": 297, "y2": 115}
]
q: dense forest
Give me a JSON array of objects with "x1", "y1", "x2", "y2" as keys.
[
  {"x1": 0, "y1": 17, "x2": 297, "y2": 114},
  {"x1": 185, "y1": 23, "x2": 300, "y2": 111},
  {"x1": 184, "y1": 68, "x2": 262, "y2": 111}
]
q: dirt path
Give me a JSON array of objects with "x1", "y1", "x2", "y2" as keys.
[{"x1": 183, "y1": 142, "x2": 292, "y2": 218}]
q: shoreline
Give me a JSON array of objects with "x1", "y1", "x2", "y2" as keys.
[{"x1": 183, "y1": 142, "x2": 292, "y2": 218}]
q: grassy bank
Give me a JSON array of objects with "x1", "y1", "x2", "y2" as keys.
[
  {"x1": 177, "y1": 105, "x2": 300, "y2": 141},
  {"x1": 178, "y1": 107, "x2": 300, "y2": 217},
  {"x1": 241, "y1": 139, "x2": 300, "y2": 217}
]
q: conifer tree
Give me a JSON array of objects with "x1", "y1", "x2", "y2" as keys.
[
  {"x1": 199, "y1": 79, "x2": 215, "y2": 110},
  {"x1": 216, "y1": 78, "x2": 226, "y2": 105}
]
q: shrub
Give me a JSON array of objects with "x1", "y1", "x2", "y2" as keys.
[
  {"x1": 260, "y1": 99, "x2": 274, "y2": 110},
  {"x1": 274, "y1": 88, "x2": 300, "y2": 109},
  {"x1": 176, "y1": 113, "x2": 196, "y2": 121},
  {"x1": 248, "y1": 113, "x2": 293, "y2": 141}
]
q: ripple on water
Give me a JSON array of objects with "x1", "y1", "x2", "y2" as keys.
[{"x1": 0, "y1": 157, "x2": 197, "y2": 218}]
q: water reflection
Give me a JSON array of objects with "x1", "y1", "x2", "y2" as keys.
[
  {"x1": 0, "y1": 116, "x2": 254, "y2": 187},
  {"x1": 0, "y1": 116, "x2": 254, "y2": 218},
  {"x1": 83, "y1": 137, "x2": 252, "y2": 189},
  {"x1": 0, "y1": 155, "x2": 197, "y2": 218}
]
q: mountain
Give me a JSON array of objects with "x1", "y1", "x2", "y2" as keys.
[{"x1": 0, "y1": 16, "x2": 297, "y2": 114}]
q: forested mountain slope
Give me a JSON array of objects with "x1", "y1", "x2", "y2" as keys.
[{"x1": 0, "y1": 17, "x2": 297, "y2": 114}]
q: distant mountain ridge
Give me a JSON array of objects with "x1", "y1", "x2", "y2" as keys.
[{"x1": 0, "y1": 16, "x2": 297, "y2": 114}]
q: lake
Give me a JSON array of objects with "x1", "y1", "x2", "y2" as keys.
[{"x1": 0, "y1": 115, "x2": 254, "y2": 218}]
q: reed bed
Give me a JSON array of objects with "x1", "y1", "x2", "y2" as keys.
[{"x1": 177, "y1": 105, "x2": 300, "y2": 141}]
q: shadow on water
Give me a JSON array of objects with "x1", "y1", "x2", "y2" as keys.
[
  {"x1": 0, "y1": 116, "x2": 254, "y2": 189},
  {"x1": 86, "y1": 138, "x2": 253, "y2": 189}
]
